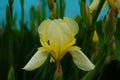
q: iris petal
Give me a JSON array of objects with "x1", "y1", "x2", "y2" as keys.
[
  {"x1": 38, "y1": 17, "x2": 79, "y2": 60},
  {"x1": 68, "y1": 46, "x2": 95, "y2": 71},
  {"x1": 23, "y1": 47, "x2": 49, "y2": 71},
  {"x1": 63, "y1": 17, "x2": 79, "y2": 36},
  {"x1": 47, "y1": 19, "x2": 74, "y2": 58},
  {"x1": 38, "y1": 20, "x2": 51, "y2": 49}
]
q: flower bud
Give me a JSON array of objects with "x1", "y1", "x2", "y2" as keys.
[
  {"x1": 93, "y1": 30, "x2": 99, "y2": 43},
  {"x1": 103, "y1": 8, "x2": 117, "y2": 44},
  {"x1": 7, "y1": 66, "x2": 15, "y2": 80},
  {"x1": 54, "y1": 64, "x2": 63, "y2": 80},
  {"x1": 47, "y1": 0, "x2": 58, "y2": 19},
  {"x1": 80, "y1": 0, "x2": 92, "y2": 26},
  {"x1": 47, "y1": 0, "x2": 55, "y2": 10},
  {"x1": 105, "y1": 36, "x2": 116, "y2": 64}
]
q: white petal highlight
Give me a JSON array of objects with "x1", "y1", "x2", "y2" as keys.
[
  {"x1": 68, "y1": 46, "x2": 95, "y2": 71},
  {"x1": 89, "y1": 0, "x2": 107, "y2": 13},
  {"x1": 89, "y1": 0, "x2": 101, "y2": 13},
  {"x1": 23, "y1": 48, "x2": 49, "y2": 71}
]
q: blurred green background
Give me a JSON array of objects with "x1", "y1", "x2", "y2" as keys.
[{"x1": 0, "y1": 0, "x2": 120, "y2": 80}]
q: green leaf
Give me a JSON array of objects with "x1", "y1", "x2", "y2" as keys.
[{"x1": 7, "y1": 66, "x2": 15, "y2": 80}]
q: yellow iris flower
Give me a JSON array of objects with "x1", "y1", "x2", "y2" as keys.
[
  {"x1": 89, "y1": 0, "x2": 120, "y2": 13},
  {"x1": 23, "y1": 17, "x2": 95, "y2": 71}
]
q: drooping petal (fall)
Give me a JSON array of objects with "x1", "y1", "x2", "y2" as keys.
[
  {"x1": 23, "y1": 47, "x2": 49, "y2": 71},
  {"x1": 68, "y1": 46, "x2": 95, "y2": 71}
]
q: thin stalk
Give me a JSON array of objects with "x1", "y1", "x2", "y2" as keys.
[
  {"x1": 82, "y1": 43, "x2": 108, "y2": 80},
  {"x1": 60, "y1": 0, "x2": 65, "y2": 18},
  {"x1": 6, "y1": 5, "x2": 14, "y2": 66},
  {"x1": 54, "y1": 62, "x2": 63, "y2": 80},
  {"x1": 82, "y1": 0, "x2": 105, "y2": 55},
  {"x1": 20, "y1": 0, "x2": 24, "y2": 32},
  {"x1": 92, "y1": 0, "x2": 105, "y2": 26}
]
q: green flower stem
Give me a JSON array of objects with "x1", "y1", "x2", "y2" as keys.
[
  {"x1": 95, "y1": 43, "x2": 108, "y2": 80},
  {"x1": 59, "y1": 0, "x2": 65, "y2": 18},
  {"x1": 103, "y1": 8, "x2": 118, "y2": 44},
  {"x1": 29, "y1": 5, "x2": 35, "y2": 34},
  {"x1": 82, "y1": 0, "x2": 105, "y2": 55},
  {"x1": 93, "y1": 6, "x2": 117, "y2": 80},
  {"x1": 7, "y1": 66, "x2": 15, "y2": 80},
  {"x1": 6, "y1": 5, "x2": 14, "y2": 65},
  {"x1": 6, "y1": 6, "x2": 12, "y2": 30},
  {"x1": 82, "y1": 43, "x2": 108, "y2": 80},
  {"x1": 80, "y1": 0, "x2": 92, "y2": 26},
  {"x1": 92, "y1": 0, "x2": 105, "y2": 26},
  {"x1": 20, "y1": 0, "x2": 24, "y2": 22},
  {"x1": 94, "y1": 8, "x2": 118, "y2": 80},
  {"x1": 108, "y1": 36, "x2": 116, "y2": 62},
  {"x1": 36, "y1": 6, "x2": 41, "y2": 25},
  {"x1": 20, "y1": 0, "x2": 24, "y2": 32},
  {"x1": 47, "y1": 0, "x2": 58, "y2": 19},
  {"x1": 8, "y1": 34, "x2": 13, "y2": 65},
  {"x1": 8, "y1": 0, "x2": 14, "y2": 18},
  {"x1": 54, "y1": 62, "x2": 63, "y2": 80}
]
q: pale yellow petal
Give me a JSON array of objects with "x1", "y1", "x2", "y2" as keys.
[
  {"x1": 68, "y1": 46, "x2": 95, "y2": 71},
  {"x1": 48, "y1": 19, "x2": 73, "y2": 59},
  {"x1": 23, "y1": 47, "x2": 49, "y2": 71},
  {"x1": 38, "y1": 19, "x2": 51, "y2": 49},
  {"x1": 89, "y1": 0, "x2": 107, "y2": 13},
  {"x1": 59, "y1": 38, "x2": 76, "y2": 60},
  {"x1": 38, "y1": 19, "x2": 51, "y2": 37},
  {"x1": 38, "y1": 17, "x2": 79, "y2": 60},
  {"x1": 63, "y1": 17, "x2": 79, "y2": 36},
  {"x1": 89, "y1": 0, "x2": 101, "y2": 13}
]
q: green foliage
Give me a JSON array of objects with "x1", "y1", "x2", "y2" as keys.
[
  {"x1": 7, "y1": 66, "x2": 15, "y2": 80},
  {"x1": 0, "y1": 0, "x2": 120, "y2": 80}
]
